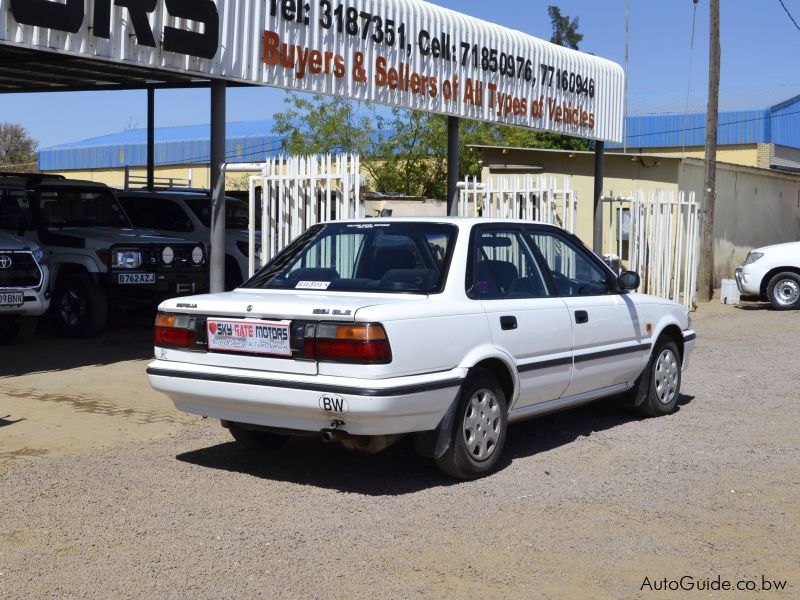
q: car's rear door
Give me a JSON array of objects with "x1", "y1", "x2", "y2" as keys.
[
  {"x1": 471, "y1": 226, "x2": 573, "y2": 409},
  {"x1": 526, "y1": 226, "x2": 647, "y2": 398}
]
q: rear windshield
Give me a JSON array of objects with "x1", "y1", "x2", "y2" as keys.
[{"x1": 243, "y1": 222, "x2": 457, "y2": 294}]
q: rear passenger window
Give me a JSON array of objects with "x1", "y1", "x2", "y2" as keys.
[{"x1": 471, "y1": 230, "x2": 550, "y2": 300}]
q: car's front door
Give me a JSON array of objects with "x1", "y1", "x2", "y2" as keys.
[
  {"x1": 526, "y1": 226, "x2": 647, "y2": 398},
  {"x1": 470, "y1": 227, "x2": 573, "y2": 409}
]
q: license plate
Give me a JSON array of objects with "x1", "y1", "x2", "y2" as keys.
[
  {"x1": 0, "y1": 291, "x2": 24, "y2": 308},
  {"x1": 207, "y1": 319, "x2": 291, "y2": 357},
  {"x1": 118, "y1": 273, "x2": 156, "y2": 285}
]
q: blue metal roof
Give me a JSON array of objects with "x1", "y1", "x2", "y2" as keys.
[
  {"x1": 39, "y1": 120, "x2": 284, "y2": 170},
  {"x1": 611, "y1": 94, "x2": 800, "y2": 150}
]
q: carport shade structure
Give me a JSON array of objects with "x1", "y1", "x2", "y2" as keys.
[{"x1": 0, "y1": 0, "x2": 624, "y2": 290}]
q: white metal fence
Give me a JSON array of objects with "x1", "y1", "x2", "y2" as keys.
[
  {"x1": 458, "y1": 174, "x2": 578, "y2": 233},
  {"x1": 244, "y1": 154, "x2": 363, "y2": 277},
  {"x1": 603, "y1": 191, "x2": 700, "y2": 309}
]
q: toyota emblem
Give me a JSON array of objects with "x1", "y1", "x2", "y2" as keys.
[{"x1": 0, "y1": 255, "x2": 12, "y2": 269}]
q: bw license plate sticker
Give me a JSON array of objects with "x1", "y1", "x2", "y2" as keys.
[
  {"x1": 207, "y1": 319, "x2": 291, "y2": 356},
  {"x1": 0, "y1": 291, "x2": 24, "y2": 307}
]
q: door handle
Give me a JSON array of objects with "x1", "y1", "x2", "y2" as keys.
[
  {"x1": 500, "y1": 316, "x2": 518, "y2": 330},
  {"x1": 575, "y1": 310, "x2": 589, "y2": 324}
]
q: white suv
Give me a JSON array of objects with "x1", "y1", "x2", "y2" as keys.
[
  {"x1": 0, "y1": 232, "x2": 49, "y2": 342},
  {"x1": 736, "y1": 241, "x2": 800, "y2": 310},
  {"x1": 147, "y1": 218, "x2": 695, "y2": 479}
]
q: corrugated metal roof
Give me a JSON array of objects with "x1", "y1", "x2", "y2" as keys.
[
  {"x1": 611, "y1": 94, "x2": 800, "y2": 150},
  {"x1": 39, "y1": 120, "x2": 284, "y2": 170}
]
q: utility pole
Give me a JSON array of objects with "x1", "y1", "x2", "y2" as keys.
[{"x1": 697, "y1": 0, "x2": 720, "y2": 303}]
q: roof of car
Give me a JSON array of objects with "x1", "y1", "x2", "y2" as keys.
[
  {"x1": 0, "y1": 174, "x2": 111, "y2": 190},
  {"x1": 318, "y1": 217, "x2": 556, "y2": 227},
  {"x1": 117, "y1": 190, "x2": 240, "y2": 201}
]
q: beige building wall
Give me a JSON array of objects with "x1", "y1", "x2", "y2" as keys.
[
  {"x1": 615, "y1": 144, "x2": 763, "y2": 168},
  {"x1": 45, "y1": 165, "x2": 258, "y2": 192}
]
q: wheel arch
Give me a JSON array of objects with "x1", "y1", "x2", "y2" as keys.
[
  {"x1": 470, "y1": 357, "x2": 516, "y2": 405},
  {"x1": 760, "y1": 267, "x2": 800, "y2": 297},
  {"x1": 655, "y1": 323, "x2": 685, "y2": 361}
]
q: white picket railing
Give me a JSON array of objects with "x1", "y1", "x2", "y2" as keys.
[
  {"x1": 458, "y1": 174, "x2": 578, "y2": 233},
  {"x1": 603, "y1": 190, "x2": 700, "y2": 309},
  {"x1": 243, "y1": 154, "x2": 363, "y2": 277}
]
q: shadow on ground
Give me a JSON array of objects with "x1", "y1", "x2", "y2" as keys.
[
  {"x1": 0, "y1": 308, "x2": 155, "y2": 377},
  {"x1": 177, "y1": 394, "x2": 694, "y2": 496}
]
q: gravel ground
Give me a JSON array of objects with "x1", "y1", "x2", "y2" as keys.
[{"x1": 0, "y1": 301, "x2": 798, "y2": 598}]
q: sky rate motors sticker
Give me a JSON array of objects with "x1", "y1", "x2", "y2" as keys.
[{"x1": 207, "y1": 319, "x2": 291, "y2": 356}]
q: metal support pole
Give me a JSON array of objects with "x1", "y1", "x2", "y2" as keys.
[
  {"x1": 210, "y1": 80, "x2": 226, "y2": 293},
  {"x1": 593, "y1": 141, "x2": 605, "y2": 255},
  {"x1": 447, "y1": 116, "x2": 460, "y2": 216},
  {"x1": 146, "y1": 87, "x2": 155, "y2": 191}
]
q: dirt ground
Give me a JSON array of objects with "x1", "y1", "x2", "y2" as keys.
[{"x1": 0, "y1": 302, "x2": 798, "y2": 598}]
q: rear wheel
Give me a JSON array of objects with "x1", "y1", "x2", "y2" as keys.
[
  {"x1": 767, "y1": 272, "x2": 800, "y2": 310},
  {"x1": 434, "y1": 368, "x2": 508, "y2": 480},
  {"x1": 224, "y1": 422, "x2": 288, "y2": 451},
  {"x1": 54, "y1": 273, "x2": 108, "y2": 338}
]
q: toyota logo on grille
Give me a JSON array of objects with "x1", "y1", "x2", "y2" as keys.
[{"x1": 0, "y1": 256, "x2": 12, "y2": 269}]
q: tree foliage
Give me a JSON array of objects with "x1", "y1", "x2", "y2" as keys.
[
  {"x1": 0, "y1": 123, "x2": 38, "y2": 172},
  {"x1": 548, "y1": 5, "x2": 583, "y2": 50}
]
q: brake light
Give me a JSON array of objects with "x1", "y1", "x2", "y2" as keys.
[
  {"x1": 309, "y1": 323, "x2": 392, "y2": 364},
  {"x1": 154, "y1": 312, "x2": 197, "y2": 350}
]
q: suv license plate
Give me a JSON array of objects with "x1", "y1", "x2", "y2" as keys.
[
  {"x1": 0, "y1": 291, "x2": 24, "y2": 307},
  {"x1": 118, "y1": 273, "x2": 156, "y2": 285},
  {"x1": 207, "y1": 319, "x2": 292, "y2": 357}
]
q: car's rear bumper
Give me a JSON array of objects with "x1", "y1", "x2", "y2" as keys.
[{"x1": 147, "y1": 361, "x2": 466, "y2": 436}]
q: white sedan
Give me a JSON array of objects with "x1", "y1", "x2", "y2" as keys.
[
  {"x1": 736, "y1": 241, "x2": 800, "y2": 310},
  {"x1": 147, "y1": 218, "x2": 695, "y2": 479}
]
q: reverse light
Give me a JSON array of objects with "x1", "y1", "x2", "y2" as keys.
[
  {"x1": 310, "y1": 323, "x2": 392, "y2": 364},
  {"x1": 154, "y1": 313, "x2": 197, "y2": 350}
]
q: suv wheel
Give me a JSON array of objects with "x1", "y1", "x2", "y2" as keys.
[
  {"x1": 767, "y1": 272, "x2": 800, "y2": 310},
  {"x1": 55, "y1": 273, "x2": 108, "y2": 338},
  {"x1": 632, "y1": 337, "x2": 682, "y2": 418},
  {"x1": 434, "y1": 368, "x2": 508, "y2": 480}
]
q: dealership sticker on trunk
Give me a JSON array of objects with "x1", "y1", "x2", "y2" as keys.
[{"x1": 207, "y1": 319, "x2": 292, "y2": 356}]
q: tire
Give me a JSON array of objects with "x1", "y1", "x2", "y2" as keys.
[
  {"x1": 766, "y1": 272, "x2": 800, "y2": 310},
  {"x1": 54, "y1": 272, "x2": 108, "y2": 338},
  {"x1": 632, "y1": 337, "x2": 682, "y2": 418},
  {"x1": 434, "y1": 368, "x2": 508, "y2": 480},
  {"x1": 225, "y1": 422, "x2": 288, "y2": 451}
]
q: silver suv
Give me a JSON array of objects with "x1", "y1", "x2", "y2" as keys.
[
  {"x1": 0, "y1": 174, "x2": 209, "y2": 337},
  {"x1": 0, "y1": 232, "x2": 50, "y2": 342}
]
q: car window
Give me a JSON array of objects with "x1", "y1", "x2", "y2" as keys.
[
  {"x1": 0, "y1": 189, "x2": 33, "y2": 230},
  {"x1": 244, "y1": 222, "x2": 456, "y2": 294},
  {"x1": 471, "y1": 229, "x2": 550, "y2": 299},
  {"x1": 527, "y1": 229, "x2": 612, "y2": 296},
  {"x1": 37, "y1": 188, "x2": 131, "y2": 228},
  {"x1": 183, "y1": 197, "x2": 261, "y2": 230},
  {"x1": 119, "y1": 197, "x2": 194, "y2": 233}
]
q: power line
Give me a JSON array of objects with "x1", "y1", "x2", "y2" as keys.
[{"x1": 778, "y1": 0, "x2": 800, "y2": 32}]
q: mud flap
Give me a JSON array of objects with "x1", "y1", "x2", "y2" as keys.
[{"x1": 413, "y1": 388, "x2": 462, "y2": 459}]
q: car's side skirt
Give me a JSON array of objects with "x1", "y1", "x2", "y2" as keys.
[{"x1": 507, "y1": 383, "x2": 632, "y2": 424}]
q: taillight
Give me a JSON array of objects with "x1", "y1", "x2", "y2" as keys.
[
  {"x1": 154, "y1": 313, "x2": 197, "y2": 350},
  {"x1": 309, "y1": 323, "x2": 392, "y2": 364}
]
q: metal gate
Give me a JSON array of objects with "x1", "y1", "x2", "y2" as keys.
[
  {"x1": 243, "y1": 154, "x2": 363, "y2": 277},
  {"x1": 603, "y1": 190, "x2": 700, "y2": 309},
  {"x1": 458, "y1": 174, "x2": 578, "y2": 233}
]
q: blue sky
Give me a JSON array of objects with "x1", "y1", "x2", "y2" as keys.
[{"x1": 1, "y1": 0, "x2": 799, "y2": 149}]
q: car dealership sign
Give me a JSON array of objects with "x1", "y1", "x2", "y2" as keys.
[{"x1": 0, "y1": 0, "x2": 624, "y2": 142}]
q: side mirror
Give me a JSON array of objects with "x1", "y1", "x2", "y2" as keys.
[{"x1": 618, "y1": 271, "x2": 641, "y2": 292}]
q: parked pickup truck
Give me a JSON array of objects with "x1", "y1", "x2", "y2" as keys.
[
  {"x1": 0, "y1": 232, "x2": 49, "y2": 342},
  {"x1": 147, "y1": 218, "x2": 695, "y2": 479},
  {"x1": 736, "y1": 241, "x2": 800, "y2": 310},
  {"x1": 0, "y1": 173, "x2": 209, "y2": 337}
]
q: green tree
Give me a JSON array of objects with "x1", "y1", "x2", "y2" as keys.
[
  {"x1": 548, "y1": 5, "x2": 584, "y2": 50},
  {"x1": 0, "y1": 123, "x2": 38, "y2": 172}
]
